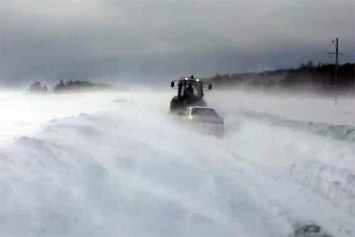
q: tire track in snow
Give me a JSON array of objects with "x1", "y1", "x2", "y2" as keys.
[{"x1": 213, "y1": 140, "x2": 355, "y2": 237}]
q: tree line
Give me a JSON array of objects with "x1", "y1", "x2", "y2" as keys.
[
  {"x1": 30, "y1": 79, "x2": 112, "y2": 94},
  {"x1": 207, "y1": 62, "x2": 355, "y2": 91}
]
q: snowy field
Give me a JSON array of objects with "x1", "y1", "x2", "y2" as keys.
[{"x1": 0, "y1": 88, "x2": 354, "y2": 237}]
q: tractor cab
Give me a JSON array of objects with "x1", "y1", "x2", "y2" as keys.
[{"x1": 170, "y1": 76, "x2": 212, "y2": 112}]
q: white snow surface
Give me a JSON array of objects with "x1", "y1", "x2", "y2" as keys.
[{"x1": 0, "y1": 89, "x2": 354, "y2": 237}]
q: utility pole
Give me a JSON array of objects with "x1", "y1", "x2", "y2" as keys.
[
  {"x1": 329, "y1": 38, "x2": 343, "y2": 85},
  {"x1": 329, "y1": 38, "x2": 343, "y2": 105}
]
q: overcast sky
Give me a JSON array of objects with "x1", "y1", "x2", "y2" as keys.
[{"x1": 0, "y1": 0, "x2": 354, "y2": 86}]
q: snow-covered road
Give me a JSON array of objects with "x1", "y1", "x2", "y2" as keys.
[{"x1": 0, "y1": 89, "x2": 354, "y2": 236}]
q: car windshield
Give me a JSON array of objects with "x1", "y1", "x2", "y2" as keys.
[
  {"x1": 191, "y1": 108, "x2": 218, "y2": 117},
  {"x1": 2, "y1": 1, "x2": 354, "y2": 237}
]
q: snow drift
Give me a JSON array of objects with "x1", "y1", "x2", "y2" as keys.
[{"x1": 0, "y1": 89, "x2": 354, "y2": 237}]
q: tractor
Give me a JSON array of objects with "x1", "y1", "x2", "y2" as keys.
[{"x1": 170, "y1": 76, "x2": 212, "y2": 113}]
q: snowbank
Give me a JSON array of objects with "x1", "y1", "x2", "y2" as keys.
[{"x1": 0, "y1": 89, "x2": 354, "y2": 237}]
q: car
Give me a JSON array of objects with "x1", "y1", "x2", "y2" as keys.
[{"x1": 182, "y1": 106, "x2": 224, "y2": 137}]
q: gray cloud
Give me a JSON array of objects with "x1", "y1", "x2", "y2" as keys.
[{"x1": 1, "y1": 0, "x2": 354, "y2": 86}]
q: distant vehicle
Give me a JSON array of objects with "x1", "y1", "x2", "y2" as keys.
[
  {"x1": 183, "y1": 106, "x2": 224, "y2": 137},
  {"x1": 170, "y1": 76, "x2": 212, "y2": 113}
]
